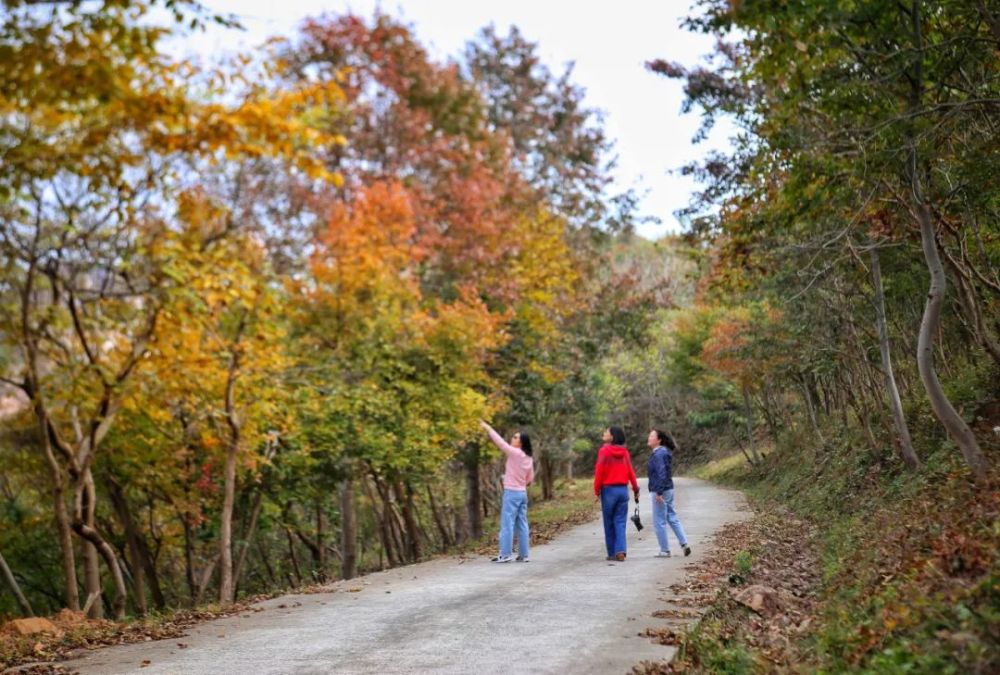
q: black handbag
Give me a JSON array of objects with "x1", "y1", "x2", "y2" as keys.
[{"x1": 630, "y1": 505, "x2": 644, "y2": 531}]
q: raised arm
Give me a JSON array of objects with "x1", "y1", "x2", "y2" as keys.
[{"x1": 480, "y1": 420, "x2": 517, "y2": 456}]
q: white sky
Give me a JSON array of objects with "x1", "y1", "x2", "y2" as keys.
[{"x1": 168, "y1": 0, "x2": 734, "y2": 239}]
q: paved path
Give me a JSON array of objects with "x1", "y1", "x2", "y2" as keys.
[{"x1": 65, "y1": 477, "x2": 748, "y2": 675}]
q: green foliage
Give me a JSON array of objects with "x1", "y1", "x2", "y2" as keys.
[{"x1": 733, "y1": 551, "x2": 752, "y2": 579}]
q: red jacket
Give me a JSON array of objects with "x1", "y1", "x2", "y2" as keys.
[{"x1": 593, "y1": 444, "x2": 639, "y2": 496}]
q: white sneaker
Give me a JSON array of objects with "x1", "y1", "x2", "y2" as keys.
[
  {"x1": 491, "y1": 554, "x2": 513, "y2": 563},
  {"x1": 655, "y1": 550, "x2": 671, "y2": 558},
  {"x1": 515, "y1": 555, "x2": 530, "y2": 562}
]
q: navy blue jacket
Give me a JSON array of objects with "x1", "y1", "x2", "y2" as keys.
[{"x1": 647, "y1": 446, "x2": 674, "y2": 494}]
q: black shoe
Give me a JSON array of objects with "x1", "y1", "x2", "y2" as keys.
[{"x1": 683, "y1": 544, "x2": 692, "y2": 557}]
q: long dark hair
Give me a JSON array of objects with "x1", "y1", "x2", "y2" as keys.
[
  {"x1": 607, "y1": 426, "x2": 626, "y2": 446},
  {"x1": 652, "y1": 428, "x2": 676, "y2": 450},
  {"x1": 517, "y1": 431, "x2": 533, "y2": 457}
]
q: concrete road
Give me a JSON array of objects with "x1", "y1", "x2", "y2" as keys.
[{"x1": 65, "y1": 477, "x2": 748, "y2": 675}]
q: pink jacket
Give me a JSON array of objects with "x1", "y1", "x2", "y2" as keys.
[{"x1": 484, "y1": 424, "x2": 535, "y2": 490}]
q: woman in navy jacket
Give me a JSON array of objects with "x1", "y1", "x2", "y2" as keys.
[{"x1": 646, "y1": 429, "x2": 691, "y2": 558}]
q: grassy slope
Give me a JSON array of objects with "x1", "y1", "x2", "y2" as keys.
[{"x1": 686, "y1": 442, "x2": 999, "y2": 674}]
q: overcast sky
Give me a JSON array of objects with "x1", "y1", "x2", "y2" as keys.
[{"x1": 168, "y1": 0, "x2": 734, "y2": 239}]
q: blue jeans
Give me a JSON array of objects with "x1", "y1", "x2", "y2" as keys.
[
  {"x1": 652, "y1": 489, "x2": 688, "y2": 552},
  {"x1": 600, "y1": 485, "x2": 630, "y2": 557},
  {"x1": 499, "y1": 488, "x2": 530, "y2": 558}
]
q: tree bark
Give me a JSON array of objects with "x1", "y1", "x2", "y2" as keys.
[
  {"x1": 375, "y1": 478, "x2": 407, "y2": 563},
  {"x1": 107, "y1": 478, "x2": 147, "y2": 615},
  {"x1": 218, "y1": 320, "x2": 244, "y2": 606},
  {"x1": 256, "y1": 538, "x2": 279, "y2": 587},
  {"x1": 798, "y1": 376, "x2": 824, "y2": 444},
  {"x1": 284, "y1": 528, "x2": 303, "y2": 586},
  {"x1": 194, "y1": 554, "x2": 219, "y2": 605},
  {"x1": 339, "y1": 476, "x2": 358, "y2": 580},
  {"x1": 395, "y1": 480, "x2": 422, "y2": 561},
  {"x1": 233, "y1": 488, "x2": 265, "y2": 593},
  {"x1": 742, "y1": 388, "x2": 762, "y2": 464},
  {"x1": 71, "y1": 514, "x2": 127, "y2": 620},
  {"x1": 361, "y1": 478, "x2": 398, "y2": 567},
  {"x1": 425, "y1": 485, "x2": 452, "y2": 550},
  {"x1": 52, "y1": 470, "x2": 80, "y2": 612},
  {"x1": 463, "y1": 445, "x2": 483, "y2": 541},
  {"x1": 108, "y1": 481, "x2": 166, "y2": 610},
  {"x1": 870, "y1": 248, "x2": 920, "y2": 469},
  {"x1": 182, "y1": 516, "x2": 197, "y2": 603},
  {"x1": 82, "y1": 542, "x2": 102, "y2": 619},
  {"x1": 218, "y1": 433, "x2": 239, "y2": 604},
  {"x1": 913, "y1": 200, "x2": 989, "y2": 483},
  {"x1": 906, "y1": 0, "x2": 988, "y2": 484},
  {"x1": 539, "y1": 451, "x2": 554, "y2": 501},
  {"x1": 73, "y1": 468, "x2": 129, "y2": 619},
  {"x1": 315, "y1": 500, "x2": 326, "y2": 576},
  {"x1": 0, "y1": 549, "x2": 34, "y2": 617}
]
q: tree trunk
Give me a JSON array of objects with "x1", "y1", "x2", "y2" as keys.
[
  {"x1": 799, "y1": 377, "x2": 824, "y2": 444},
  {"x1": 256, "y1": 538, "x2": 279, "y2": 587},
  {"x1": 80, "y1": 464, "x2": 104, "y2": 620},
  {"x1": 71, "y1": 515, "x2": 127, "y2": 620},
  {"x1": 315, "y1": 500, "x2": 326, "y2": 576},
  {"x1": 376, "y1": 479, "x2": 408, "y2": 563},
  {"x1": 194, "y1": 554, "x2": 219, "y2": 605},
  {"x1": 38, "y1": 426, "x2": 80, "y2": 612},
  {"x1": 219, "y1": 318, "x2": 245, "y2": 605},
  {"x1": 361, "y1": 478, "x2": 398, "y2": 567},
  {"x1": 870, "y1": 247, "x2": 920, "y2": 469},
  {"x1": 83, "y1": 545, "x2": 102, "y2": 619},
  {"x1": 742, "y1": 388, "x2": 762, "y2": 464},
  {"x1": 396, "y1": 480, "x2": 422, "y2": 562},
  {"x1": 107, "y1": 485, "x2": 165, "y2": 610},
  {"x1": 913, "y1": 200, "x2": 989, "y2": 482},
  {"x1": 182, "y1": 516, "x2": 197, "y2": 603},
  {"x1": 107, "y1": 479, "x2": 147, "y2": 615},
  {"x1": 0, "y1": 549, "x2": 34, "y2": 617},
  {"x1": 72, "y1": 468, "x2": 128, "y2": 620},
  {"x1": 539, "y1": 452, "x2": 554, "y2": 501},
  {"x1": 284, "y1": 528, "x2": 303, "y2": 586},
  {"x1": 425, "y1": 485, "x2": 452, "y2": 551},
  {"x1": 848, "y1": 389, "x2": 880, "y2": 456},
  {"x1": 218, "y1": 438, "x2": 238, "y2": 604},
  {"x1": 339, "y1": 476, "x2": 358, "y2": 580},
  {"x1": 907, "y1": 0, "x2": 988, "y2": 484},
  {"x1": 53, "y1": 474, "x2": 80, "y2": 612},
  {"x1": 233, "y1": 488, "x2": 265, "y2": 593},
  {"x1": 463, "y1": 445, "x2": 483, "y2": 541}
]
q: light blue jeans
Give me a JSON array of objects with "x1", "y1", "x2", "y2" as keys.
[
  {"x1": 499, "y1": 488, "x2": 530, "y2": 558},
  {"x1": 652, "y1": 489, "x2": 688, "y2": 552}
]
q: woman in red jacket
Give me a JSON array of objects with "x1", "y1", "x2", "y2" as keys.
[{"x1": 593, "y1": 426, "x2": 640, "y2": 561}]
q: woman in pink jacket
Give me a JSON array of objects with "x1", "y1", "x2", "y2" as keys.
[{"x1": 480, "y1": 420, "x2": 535, "y2": 563}]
